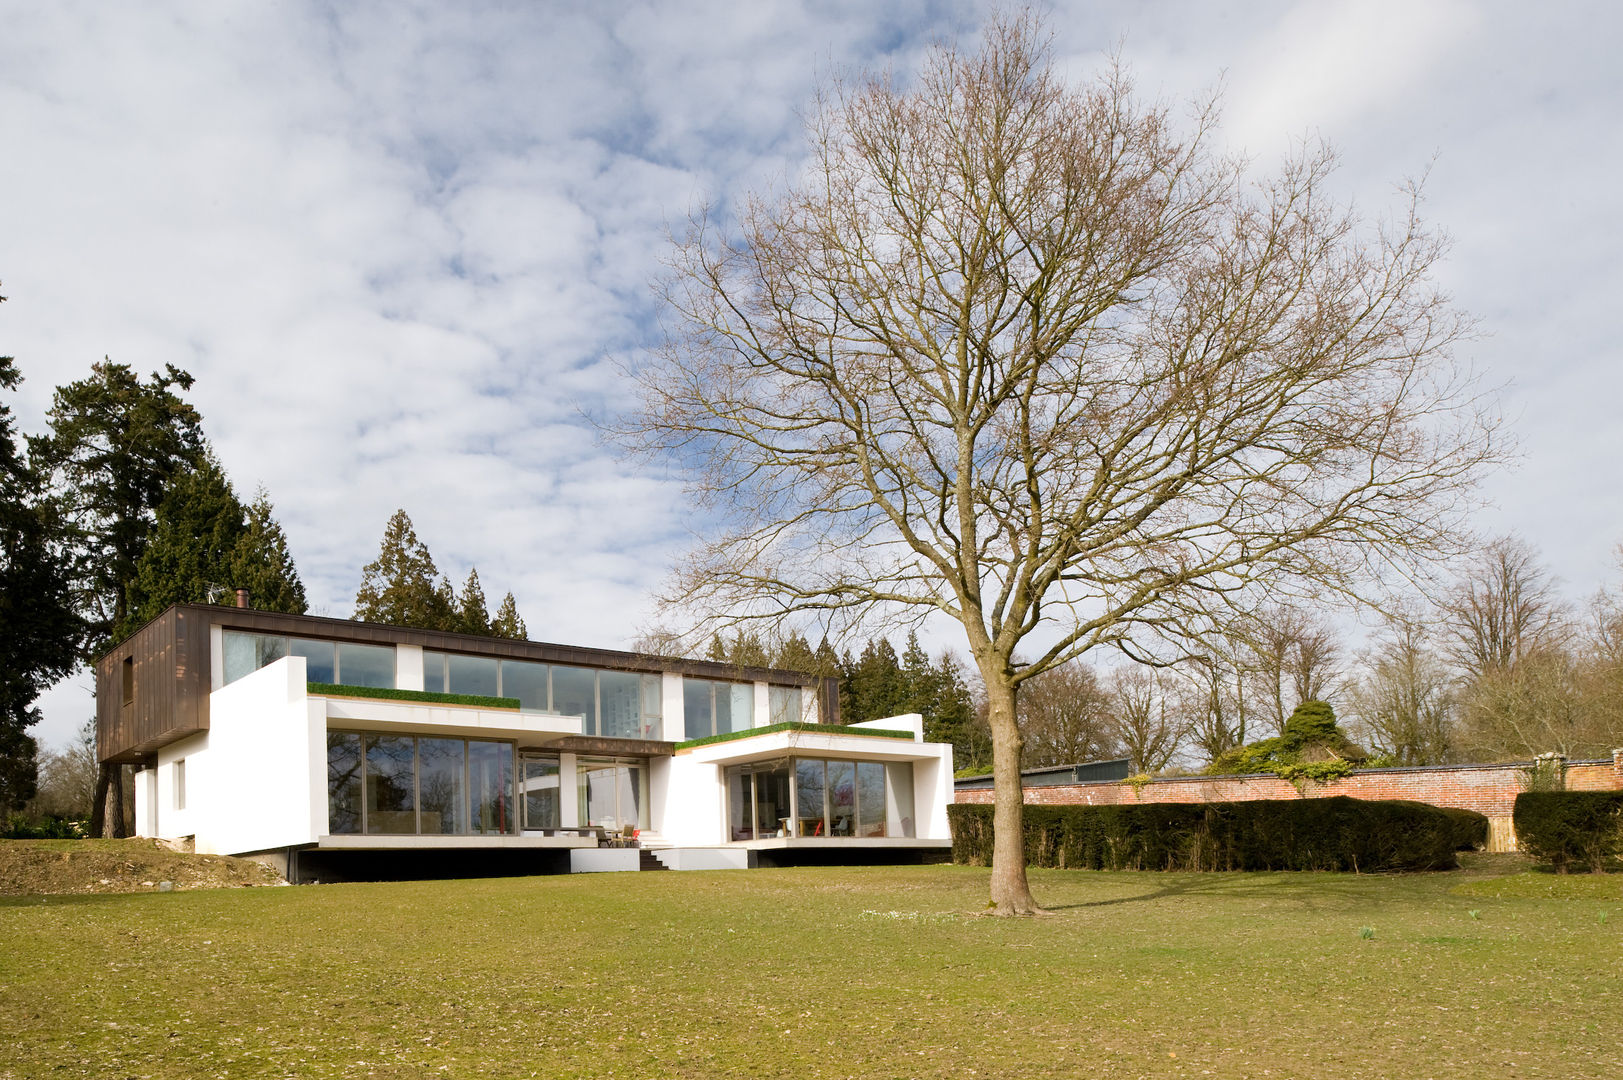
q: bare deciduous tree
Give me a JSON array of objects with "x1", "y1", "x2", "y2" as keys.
[
  {"x1": 1109, "y1": 668, "x2": 1185, "y2": 774},
  {"x1": 1019, "y1": 661, "x2": 1119, "y2": 768},
  {"x1": 1348, "y1": 615, "x2": 1453, "y2": 765},
  {"x1": 621, "y1": 14, "x2": 1500, "y2": 912},
  {"x1": 1442, "y1": 537, "x2": 1566, "y2": 677}
]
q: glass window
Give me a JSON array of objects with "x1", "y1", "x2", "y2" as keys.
[
  {"x1": 727, "y1": 768, "x2": 751, "y2": 841},
  {"x1": 795, "y1": 759, "x2": 826, "y2": 837},
  {"x1": 856, "y1": 761, "x2": 887, "y2": 838},
  {"x1": 327, "y1": 732, "x2": 362, "y2": 834},
  {"x1": 469, "y1": 740, "x2": 513, "y2": 834},
  {"x1": 683, "y1": 678, "x2": 714, "y2": 740},
  {"x1": 173, "y1": 759, "x2": 186, "y2": 811},
  {"x1": 364, "y1": 735, "x2": 416, "y2": 834},
  {"x1": 552, "y1": 666, "x2": 597, "y2": 735},
  {"x1": 521, "y1": 758, "x2": 560, "y2": 831},
  {"x1": 756, "y1": 765, "x2": 790, "y2": 839},
  {"x1": 422, "y1": 650, "x2": 447, "y2": 693},
  {"x1": 501, "y1": 660, "x2": 549, "y2": 711},
  {"x1": 292, "y1": 637, "x2": 335, "y2": 684},
  {"x1": 885, "y1": 762, "x2": 915, "y2": 838},
  {"x1": 576, "y1": 760, "x2": 649, "y2": 831},
  {"x1": 726, "y1": 683, "x2": 754, "y2": 733},
  {"x1": 599, "y1": 671, "x2": 645, "y2": 739},
  {"x1": 827, "y1": 761, "x2": 856, "y2": 836},
  {"x1": 447, "y1": 654, "x2": 499, "y2": 698},
  {"x1": 337, "y1": 642, "x2": 395, "y2": 689},
  {"x1": 222, "y1": 631, "x2": 287, "y2": 685},
  {"x1": 417, "y1": 738, "x2": 466, "y2": 835},
  {"x1": 769, "y1": 685, "x2": 802, "y2": 726},
  {"x1": 642, "y1": 675, "x2": 662, "y2": 730}
]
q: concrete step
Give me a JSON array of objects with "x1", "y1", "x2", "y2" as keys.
[{"x1": 638, "y1": 849, "x2": 669, "y2": 872}]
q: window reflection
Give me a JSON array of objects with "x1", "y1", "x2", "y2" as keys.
[{"x1": 327, "y1": 731, "x2": 514, "y2": 836}]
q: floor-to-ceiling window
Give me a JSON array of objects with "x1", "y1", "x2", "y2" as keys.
[
  {"x1": 724, "y1": 757, "x2": 906, "y2": 841},
  {"x1": 224, "y1": 632, "x2": 395, "y2": 690},
  {"x1": 520, "y1": 756, "x2": 560, "y2": 831},
  {"x1": 576, "y1": 759, "x2": 649, "y2": 832},
  {"x1": 423, "y1": 652, "x2": 662, "y2": 740},
  {"x1": 326, "y1": 732, "x2": 514, "y2": 836}
]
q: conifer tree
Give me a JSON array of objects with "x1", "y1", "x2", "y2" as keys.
[
  {"x1": 353, "y1": 510, "x2": 456, "y2": 630},
  {"x1": 0, "y1": 338, "x2": 79, "y2": 809},
  {"x1": 29, "y1": 360, "x2": 205, "y2": 652},
  {"x1": 120, "y1": 451, "x2": 245, "y2": 637},
  {"x1": 490, "y1": 592, "x2": 527, "y2": 640},
  {"x1": 456, "y1": 568, "x2": 491, "y2": 636},
  {"x1": 229, "y1": 489, "x2": 307, "y2": 615}
]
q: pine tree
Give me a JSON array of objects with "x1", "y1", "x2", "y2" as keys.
[
  {"x1": 121, "y1": 451, "x2": 246, "y2": 637},
  {"x1": 849, "y1": 638, "x2": 907, "y2": 721},
  {"x1": 29, "y1": 360, "x2": 205, "y2": 653},
  {"x1": 456, "y1": 568, "x2": 491, "y2": 636},
  {"x1": 229, "y1": 489, "x2": 307, "y2": 614},
  {"x1": 0, "y1": 340, "x2": 79, "y2": 809},
  {"x1": 353, "y1": 510, "x2": 457, "y2": 630},
  {"x1": 490, "y1": 592, "x2": 527, "y2": 640},
  {"x1": 773, "y1": 632, "x2": 820, "y2": 675}
]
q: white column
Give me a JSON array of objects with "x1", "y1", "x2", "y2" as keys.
[
  {"x1": 395, "y1": 644, "x2": 424, "y2": 691},
  {"x1": 559, "y1": 753, "x2": 579, "y2": 828},
  {"x1": 661, "y1": 672, "x2": 685, "y2": 741}
]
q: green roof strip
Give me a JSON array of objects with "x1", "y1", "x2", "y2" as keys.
[
  {"x1": 676, "y1": 721, "x2": 915, "y2": 750},
  {"x1": 306, "y1": 682, "x2": 521, "y2": 711}
]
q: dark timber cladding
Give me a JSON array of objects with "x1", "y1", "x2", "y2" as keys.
[{"x1": 96, "y1": 603, "x2": 839, "y2": 765}]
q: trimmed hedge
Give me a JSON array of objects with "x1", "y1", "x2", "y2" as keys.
[
  {"x1": 1513, "y1": 791, "x2": 1623, "y2": 873},
  {"x1": 948, "y1": 796, "x2": 1463, "y2": 873},
  {"x1": 1435, "y1": 805, "x2": 1491, "y2": 852},
  {"x1": 306, "y1": 682, "x2": 520, "y2": 711}
]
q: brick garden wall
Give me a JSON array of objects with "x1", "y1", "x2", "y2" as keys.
[{"x1": 955, "y1": 750, "x2": 1623, "y2": 852}]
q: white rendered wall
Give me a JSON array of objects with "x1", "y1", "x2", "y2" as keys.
[
  {"x1": 133, "y1": 765, "x2": 157, "y2": 837},
  {"x1": 853, "y1": 713, "x2": 924, "y2": 741},
  {"x1": 660, "y1": 754, "x2": 726, "y2": 846},
  {"x1": 187, "y1": 656, "x2": 324, "y2": 855},
  {"x1": 153, "y1": 732, "x2": 207, "y2": 841},
  {"x1": 909, "y1": 745, "x2": 955, "y2": 841}
]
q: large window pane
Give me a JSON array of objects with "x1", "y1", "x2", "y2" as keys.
[
  {"x1": 422, "y1": 651, "x2": 447, "y2": 693},
  {"x1": 642, "y1": 675, "x2": 662, "y2": 732},
  {"x1": 338, "y1": 642, "x2": 395, "y2": 688},
  {"x1": 885, "y1": 762, "x2": 915, "y2": 838},
  {"x1": 326, "y1": 732, "x2": 361, "y2": 834},
  {"x1": 522, "y1": 759, "x2": 560, "y2": 830},
  {"x1": 417, "y1": 738, "x2": 466, "y2": 835},
  {"x1": 856, "y1": 761, "x2": 887, "y2": 838},
  {"x1": 725, "y1": 683, "x2": 754, "y2": 733},
  {"x1": 501, "y1": 660, "x2": 549, "y2": 711},
  {"x1": 795, "y1": 759, "x2": 826, "y2": 837},
  {"x1": 769, "y1": 686, "x2": 802, "y2": 727},
  {"x1": 683, "y1": 678, "x2": 714, "y2": 740},
  {"x1": 578, "y1": 764, "x2": 619, "y2": 829},
  {"x1": 618, "y1": 765, "x2": 647, "y2": 831},
  {"x1": 756, "y1": 766, "x2": 790, "y2": 839},
  {"x1": 469, "y1": 740, "x2": 513, "y2": 834},
  {"x1": 447, "y1": 654, "x2": 499, "y2": 698},
  {"x1": 364, "y1": 735, "x2": 415, "y2": 834},
  {"x1": 727, "y1": 768, "x2": 752, "y2": 841},
  {"x1": 292, "y1": 638, "x2": 335, "y2": 684},
  {"x1": 223, "y1": 631, "x2": 288, "y2": 686},
  {"x1": 599, "y1": 671, "x2": 645, "y2": 739},
  {"x1": 827, "y1": 761, "x2": 856, "y2": 836},
  {"x1": 552, "y1": 666, "x2": 598, "y2": 736}
]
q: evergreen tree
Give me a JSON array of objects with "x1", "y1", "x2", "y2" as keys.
[
  {"x1": 848, "y1": 638, "x2": 907, "y2": 721},
  {"x1": 29, "y1": 360, "x2": 205, "y2": 653},
  {"x1": 229, "y1": 489, "x2": 307, "y2": 615},
  {"x1": 120, "y1": 451, "x2": 245, "y2": 637},
  {"x1": 490, "y1": 592, "x2": 527, "y2": 640},
  {"x1": 0, "y1": 339, "x2": 80, "y2": 809},
  {"x1": 455, "y1": 568, "x2": 491, "y2": 636},
  {"x1": 772, "y1": 632, "x2": 820, "y2": 675},
  {"x1": 352, "y1": 510, "x2": 457, "y2": 630}
]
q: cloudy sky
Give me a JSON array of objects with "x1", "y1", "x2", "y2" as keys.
[{"x1": 4, "y1": 1, "x2": 1620, "y2": 749}]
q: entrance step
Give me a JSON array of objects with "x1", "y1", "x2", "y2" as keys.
[{"x1": 638, "y1": 849, "x2": 669, "y2": 872}]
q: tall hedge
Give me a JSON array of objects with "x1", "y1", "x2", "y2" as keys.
[
  {"x1": 949, "y1": 796, "x2": 1472, "y2": 873},
  {"x1": 1513, "y1": 791, "x2": 1623, "y2": 873}
]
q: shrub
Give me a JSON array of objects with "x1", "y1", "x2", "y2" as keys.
[
  {"x1": 1, "y1": 814, "x2": 88, "y2": 840},
  {"x1": 1513, "y1": 791, "x2": 1623, "y2": 873},
  {"x1": 1434, "y1": 806, "x2": 1490, "y2": 851},
  {"x1": 948, "y1": 796, "x2": 1462, "y2": 873}
]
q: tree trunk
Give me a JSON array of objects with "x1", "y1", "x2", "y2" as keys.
[
  {"x1": 984, "y1": 674, "x2": 1042, "y2": 914},
  {"x1": 90, "y1": 762, "x2": 112, "y2": 837}
]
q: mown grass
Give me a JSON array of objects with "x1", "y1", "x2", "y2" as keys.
[{"x1": 2, "y1": 858, "x2": 1620, "y2": 1079}]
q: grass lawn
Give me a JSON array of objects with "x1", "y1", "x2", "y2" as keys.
[{"x1": 2, "y1": 856, "x2": 1620, "y2": 1079}]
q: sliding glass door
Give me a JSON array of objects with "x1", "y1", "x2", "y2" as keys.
[{"x1": 576, "y1": 759, "x2": 649, "y2": 832}]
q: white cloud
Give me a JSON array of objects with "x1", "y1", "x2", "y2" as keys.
[{"x1": 6, "y1": 0, "x2": 1623, "y2": 746}]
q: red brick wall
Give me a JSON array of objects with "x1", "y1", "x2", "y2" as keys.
[{"x1": 955, "y1": 750, "x2": 1623, "y2": 852}]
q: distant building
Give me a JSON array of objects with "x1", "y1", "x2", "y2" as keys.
[{"x1": 953, "y1": 758, "x2": 1132, "y2": 791}]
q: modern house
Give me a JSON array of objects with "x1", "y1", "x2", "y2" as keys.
[{"x1": 96, "y1": 602, "x2": 954, "y2": 880}]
